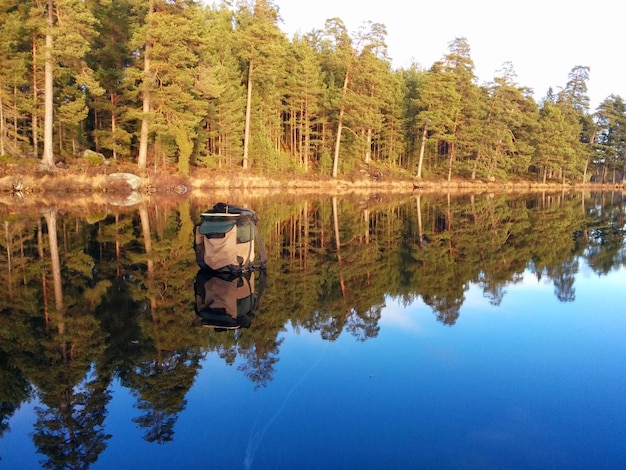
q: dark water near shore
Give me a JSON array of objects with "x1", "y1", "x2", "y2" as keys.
[{"x1": 0, "y1": 191, "x2": 625, "y2": 469}]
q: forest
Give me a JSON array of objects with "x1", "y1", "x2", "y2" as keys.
[{"x1": 1, "y1": 0, "x2": 626, "y2": 184}]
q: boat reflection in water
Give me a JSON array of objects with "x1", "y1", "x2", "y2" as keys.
[
  {"x1": 193, "y1": 269, "x2": 264, "y2": 330},
  {"x1": 192, "y1": 202, "x2": 267, "y2": 331}
]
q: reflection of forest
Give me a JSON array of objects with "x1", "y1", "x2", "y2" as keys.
[{"x1": 0, "y1": 191, "x2": 624, "y2": 466}]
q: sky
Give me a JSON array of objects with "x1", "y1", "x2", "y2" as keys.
[{"x1": 273, "y1": 0, "x2": 625, "y2": 109}]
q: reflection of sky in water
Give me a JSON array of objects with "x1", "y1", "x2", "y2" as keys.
[{"x1": 2, "y1": 267, "x2": 625, "y2": 469}]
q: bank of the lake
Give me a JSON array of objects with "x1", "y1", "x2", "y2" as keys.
[{"x1": 1, "y1": 163, "x2": 624, "y2": 205}]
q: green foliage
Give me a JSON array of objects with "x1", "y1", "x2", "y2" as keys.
[
  {"x1": 0, "y1": 154, "x2": 19, "y2": 164},
  {"x1": 318, "y1": 148, "x2": 333, "y2": 174},
  {"x1": 82, "y1": 154, "x2": 105, "y2": 165},
  {"x1": 0, "y1": 1, "x2": 620, "y2": 180},
  {"x1": 175, "y1": 128, "x2": 193, "y2": 176},
  {"x1": 594, "y1": 95, "x2": 626, "y2": 182}
]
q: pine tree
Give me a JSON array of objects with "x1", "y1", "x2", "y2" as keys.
[
  {"x1": 0, "y1": 2, "x2": 30, "y2": 157},
  {"x1": 87, "y1": 0, "x2": 135, "y2": 161},
  {"x1": 442, "y1": 37, "x2": 483, "y2": 181},
  {"x1": 557, "y1": 65, "x2": 595, "y2": 182},
  {"x1": 533, "y1": 101, "x2": 584, "y2": 183},
  {"x1": 283, "y1": 35, "x2": 325, "y2": 172},
  {"x1": 201, "y1": 4, "x2": 244, "y2": 168},
  {"x1": 234, "y1": 0, "x2": 286, "y2": 171},
  {"x1": 25, "y1": 0, "x2": 102, "y2": 168},
  {"x1": 416, "y1": 60, "x2": 461, "y2": 179},
  {"x1": 594, "y1": 95, "x2": 626, "y2": 182},
  {"x1": 477, "y1": 62, "x2": 538, "y2": 179},
  {"x1": 400, "y1": 65, "x2": 423, "y2": 175},
  {"x1": 320, "y1": 19, "x2": 391, "y2": 177},
  {"x1": 130, "y1": 0, "x2": 219, "y2": 174},
  {"x1": 348, "y1": 22, "x2": 393, "y2": 166}
]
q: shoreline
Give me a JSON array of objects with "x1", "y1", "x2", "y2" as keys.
[{"x1": 1, "y1": 167, "x2": 624, "y2": 213}]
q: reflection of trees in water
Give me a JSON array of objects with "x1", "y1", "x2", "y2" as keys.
[
  {"x1": 33, "y1": 377, "x2": 112, "y2": 470},
  {"x1": 29, "y1": 305, "x2": 112, "y2": 468},
  {"x1": 0, "y1": 191, "x2": 625, "y2": 466},
  {"x1": 236, "y1": 338, "x2": 283, "y2": 390},
  {"x1": 123, "y1": 348, "x2": 203, "y2": 443},
  {"x1": 345, "y1": 305, "x2": 382, "y2": 341},
  {"x1": 579, "y1": 191, "x2": 626, "y2": 274},
  {"x1": 0, "y1": 350, "x2": 32, "y2": 442},
  {"x1": 550, "y1": 258, "x2": 578, "y2": 302},
  {"x1": 422, "y1": 295, "x2": 462, "y2": 326}
]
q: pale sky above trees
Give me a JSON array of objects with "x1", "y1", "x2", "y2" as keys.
[{"x1": 274, "y1": 0, "x2": 625, "y2": 109}]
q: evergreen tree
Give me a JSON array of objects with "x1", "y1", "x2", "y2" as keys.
[
  {"x1": 320, "y1": 19, "x2": 396, "y2": 177},
  {"x1": 130, "y1": 0, "x2": 219, "y2": 174},
  {"x1": 131, "y1": 0, "x2": 154, "y2": 171},
  {"x1": 557, "y1": 65, "x2": 595, "y2": 182},
  {"x1": 442, "y1": 37, "x2": 484, "y2": 181},
  {"x1": 283, "y1": 35, "x2": 325, "y2": 172},
  {"x1": 0, "y1": 2, "x2": 31, "y2": 157},
  {"x1": 533, "y1": 101, "x2": 584, "y2": 183},
  {"x1": 560, "y1": 65, "x2": 591, "y2": 114},
  {"x1": 400, "y1": 65, "x2": 424, "y2": 175},
  {"x1": 594, "y1": 95, "x2": 626, "y2": 182},
  {"x1": 200, "y1": 4, "x2": 244, "y2": 168},
  {"x1": 377, "y1": 69, "x2": 408, "y2": 167},
  {"x1": 416, "y1": 60, "x2": 461, "y2": 179},
  {"x1": 39, "y1": 0, "x2": 102, "y2": 167},
  {"x1": 477, "y1": 62, "x2": 538, "y2": 179},
  {"x1": 347, "y1": 22, "x2": 390, "y2": 165},
  {"x1": 87, "y1": 0, "x2": 135, "y2": 161},
  {"x1": 234, "y1": 0, "x2": 286, "y2": 171},
  {"x1": 320, "y1": 17, "x2": 355, "y2": 178}
]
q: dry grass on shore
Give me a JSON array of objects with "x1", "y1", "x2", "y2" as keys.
[{"x1": 0, "y1": 162, "x2": 624, "y2": 203}]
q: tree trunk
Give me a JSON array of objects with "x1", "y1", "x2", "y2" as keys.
[
  {"x1": 137, "y1": 0, "x2": 154, "y2": 171},
  {"x1": 332, "y1": 66, "x2": 350, "y2": 178},
  {"x1": 139, "y1": 205, "x2": 154, "y2": 278},
  {"x1": 447, "y1": 117, "x2": 459, "y2": 183},
  {"x1": 365, "y1": 128, "x2": 372, "y2": 164},
  {"x1": 44, "y1": 208, "x2": 63, "y2": 312},
  {"x1": 242, "y1": 58, "x2": 253, "y2": 170},
  {"x1": 304, "y1": 98, "x2": 310, "y2": 173},
  {"x1": 416, "y1": 124, "x2": 427, "y2": 178},
  {"x1": 111, "y1": 96, "x2": 117, "y2": 160},
  {"x1": 0, "y1": 86, "x2": 5, "y2": 156},
  {"x1": 416, "y1": 195, "x2": 424, "y2": 248},
  {"x1": 447, "y1": 142, "x2": 455, "y2": 183},
  {"x1": 32, "y1": 38, "x2": 39, "y2": 158},
  {"x1": 137, "y1": 57, "x2": 150, "y2": 170},
  {"x1": 42, "y1": 0, "x2": 55, "y2": 169},
  {"x1": 4, "y1": 222, "x2": 12, "y2": 296},
  {"x1": 332, "y1": 196, "x2": 346, "y2": 298}
]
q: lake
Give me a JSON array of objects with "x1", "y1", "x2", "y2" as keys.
[{"x1": 0, "y1": 191, "x2": 625, "y2": 469}]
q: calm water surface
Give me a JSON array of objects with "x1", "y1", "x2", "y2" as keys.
[{"x1": 0, "y1": 192, "x2": 625, "y2": 469}]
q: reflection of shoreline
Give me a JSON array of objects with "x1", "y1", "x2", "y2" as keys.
[
  {"x1": 5, "y1": 188, "x2": 625, "y2": 219},
  {"x1": 0, "y1": 190, "x2": 411, "y2": 217}
]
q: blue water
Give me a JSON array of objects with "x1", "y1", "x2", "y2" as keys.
[{"x1": 1, "y1": 266, "x2": 625, "y2": 470}]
